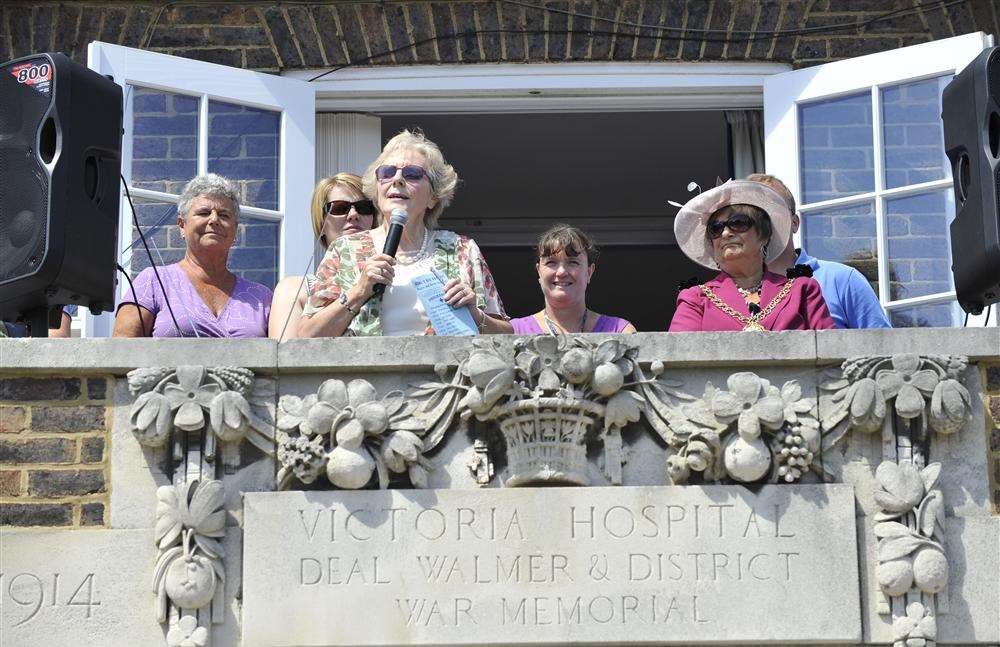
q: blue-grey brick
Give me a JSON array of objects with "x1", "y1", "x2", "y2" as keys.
[
  {"x1": 244, "y1": 224, "x2": 279, "y2": 246},
  {"x1": 829, "y1": 126, "x2": 872, "y2": 147},
  {"x1": 246, "y1": 136, "x2": 278, "y2": 157},
  {"x1": 801, "y1": 99, "x2": 871, "y2": 127},
  {"x1": 358, "y1": 5, "x2": 391, "y2": 63},
  {"x1": 282, "y1": 9, "x2": 324, "y2": 68},
  {"x1": 913, "y1": 259, "x2": 951, "y2": 281},
  {"x1": 801, "y1": 215, "x2": 832, "y2": 238},
  {"x1": 887, "y1": 215, "x2": 909, "y2": 236},
  {"x1": 170, "y1": 137, "x2": 198, "y2": 160},
  {"x1": 883, "y1": 101, "x2": 939, "y2": 123},
  {"x1": 407, "y1": 4, "x2": 439, "y2": 62},
  {"x1": 134, "y1": 115, "x2": 197, "y2": 137},
  {"x1": 384, "y1": 3, "x2": 415, "y2": 64},
  {"x1": 210, "y1": 159, "x2": 278, "y2": 183},
  {"x1": 243, "y1": 181, "x2": 279, "y2": 209},
  {"x1": 591, "y1": 1, "x2": 620, "y2": 60},
  {"x1": 890, "y1": 237, "x2": 950, "y2": 259},
  {"x1": 134, "y1": 92, "x2": 167, "y2": 113},
  {"x1": 133, "y1": 137, "x2": 168, "y2": 160},
  {"x1": 801, "y1": 127, "x2": 829, "y2": 148},
  {"x1": 99, "y1": 7, "x2": 128, "y2": 44},
  {"x1": 241, "y1": 270, "x2": 278, "y2": 288},
  {"x1": 34, "y1": 6, "x2": 55, "y2": 52},
  {"x1": 246, "y1": 47, "x2": 281, "y2": 70},
  {"x1": 172, "y1": 94, "x2": 199, "y2": 114},
  {"x1": 833, "y1": 170, "x2": 876, "y2": 194},
  {"x1": 9, "y1": 6, "x2": 32, "y2": 58},
  {"x1": 803, "y1": 149, "x2": 869, "y2": 171},
  {"x1": 1, "y1": 503, "x2": 72, "y2": 527},
  {"x1": 1, "y1": 378, "x2": 81, "y2": 401},
  {"x1": 904, "y1": 125, "x2": 943, "y2": 146},
  {"x1": 132, "y1": 160, "x2": 197, "y2": 183},
  {"x1": 209, "y1": 113, "x2": 279, "y2": 136},
  {"x1": 475, "y1": 2, "x2": 501, "y2": 62},
  {"x1": 208, "y1": 135, "x2": 243, "y2": 159},
  {"x1": 883, "y1": 125, "x2": 905, "y2": 146},
  {"x1": 833, "y1": 215, "x2": 876, "y2": 238},
  {"x1": 229, "y1": 247, "x2": 277, "y2": 270}
]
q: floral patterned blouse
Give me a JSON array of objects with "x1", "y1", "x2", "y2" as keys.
[{"x1": 301, "y1": 229, "x2": 507, "y2": 336}]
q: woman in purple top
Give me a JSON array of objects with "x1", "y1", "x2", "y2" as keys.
[
  {"x1": 511, "y1": 225, "x2": 635, "y2": 335},
  {"x1": 113, "y1": 174, "x2": 272, "y2": 338}
]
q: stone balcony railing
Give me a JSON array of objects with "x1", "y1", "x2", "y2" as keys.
[{"x1": 1, "y1": 329, "x2": 998, "y2": 647}]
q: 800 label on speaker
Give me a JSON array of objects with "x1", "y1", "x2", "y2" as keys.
[{"x1": 7, "y1": 59, "x2": 52, "y2": 95}]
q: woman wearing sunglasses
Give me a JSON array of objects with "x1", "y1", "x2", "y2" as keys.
[
  {"x1": 298, "y1": 129, "x2": 511, "y2": 337},
  {"x1": 267, "y1": 172, "x2": 375, "y2": 339},
  {"x1": 669, "y1": 180, "x2": 834, "y2": 332}
]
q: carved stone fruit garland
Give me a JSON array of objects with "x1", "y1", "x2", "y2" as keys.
[
  {"x1": 820, "y1": 354, "x2": 972, "y2": 647},
  {"x1": 128, "y1": 366, "x2": 276, "y2": 647}
]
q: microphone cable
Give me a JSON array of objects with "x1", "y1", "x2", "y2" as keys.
[
  {"x1": 121, "y1": 174, "x2": 183, "y2": 336},
  {"x1": 115, "y1": 262, "x2": 148, "y2": 337}
]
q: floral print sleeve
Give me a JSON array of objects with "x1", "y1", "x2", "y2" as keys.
[
  {"x1": 301, "y1": 232, "x2": 381, "y2": 336},
  {"x1": 431, "y1": 231, "x2": 507, "y2": 320}
]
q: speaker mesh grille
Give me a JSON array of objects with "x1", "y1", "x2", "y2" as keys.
[
  {"x1": 0, "y1": 149, "x2": 48, "y2": 282},
  {"x1": 988, "y1": 48, "x2": 1000, "y2": 104}
]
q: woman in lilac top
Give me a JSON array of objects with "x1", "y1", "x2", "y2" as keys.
[
  {"x1": 113, "y1": 174, "x2": 272, "y2": 338},
  {"x1": 510, "y1": 225, "x2": 635, "y2": 335}
]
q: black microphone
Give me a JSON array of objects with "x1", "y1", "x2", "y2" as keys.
[{"x1": 373, "y1": 209, "x2": 408, "y2": 296}]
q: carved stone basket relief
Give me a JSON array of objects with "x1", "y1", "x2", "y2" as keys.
[{"x1": 125, "y1": 345, "x2": 974, "y2": 647}]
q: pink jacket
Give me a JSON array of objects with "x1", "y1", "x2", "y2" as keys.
[{"x1": 669, "y1": 271, "x2": 836, "y2": 332}]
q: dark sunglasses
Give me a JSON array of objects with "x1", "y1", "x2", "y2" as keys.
[
  {"x1": 375, "y1": 164, "x2": 428, "y2": 183},
  {"x1": 707, "y1": 213, "x2": 755, "y2": 239},
  {"x1": 324, "y1": 199, "x2": 375, "y2": 217}
]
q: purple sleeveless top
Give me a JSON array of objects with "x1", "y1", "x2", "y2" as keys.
[
  {"x1": 120, "y1": 263, "x2": 272, "y2": 338},
  {"x1": 510, "y1": 314, "x2": 633, "y2": 335}
]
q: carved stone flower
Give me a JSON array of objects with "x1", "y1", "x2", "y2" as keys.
[
  {"x1": 847, "y1": 377, "x2": 886, "y2": 433},
  {"x1": 166, "y1": 614, "x2": 208, "y2": 647},
  {"x1": 875, "y1": 355, "x2": 939, "y2": 419},
  {"x1": 710, "y1": 373, "x2": 785, "y2": 439},
  {"x1": 164, "y1": 366, "x2": 221, "y2": 431},
  {"x1": 209, "y1": 391, "x2": 253, "y2": 442},
  {"x1": 130, "y1": 391, "x2": 172, "y2": 447},
  {"x1": 516, "y1": 335, "x2": 564, "y2": 392},
  {"x1": 777, "y1": 381, "x2": 815, "y2": 424},
  {"x1": 461, "y1": 350, "x2": 516, "y2": 414},
  {"x1": 928, "y1": 378, "x2": 970, "y2": 435},
  {"x1": 873, "y1": 461, "x2": 926, "y2": 514},
  {"x1": 892, "y1": 601, "x2": 936, "y2": 645}
]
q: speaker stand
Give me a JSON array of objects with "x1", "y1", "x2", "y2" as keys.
[{"x1": 23, "y1": 306, "x2": 61, "y2": 338}]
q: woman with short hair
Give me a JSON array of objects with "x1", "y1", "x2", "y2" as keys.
[
  {"x1": 511, "y1": 225, "x2": 635, "y2": 334},
  {"x1": 668, "y1": 180, "x2": 834, "y2": 332},
  {"x1": 298, "y1": 129, "x2": 510, "y2": 337},
  {"x1": 268, "y1": 172, "x2": 375, "y2": 339},
  {"x1": 113, "y1": 174, "x2": 272, "y2": 338}
]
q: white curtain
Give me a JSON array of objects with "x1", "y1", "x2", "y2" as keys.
[{"x1": 726, "y1": 110, "x2": 765, "y2": 179}]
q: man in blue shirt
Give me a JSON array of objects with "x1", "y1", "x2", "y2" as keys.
[{"x1": 748, "y1": 174, "x2": 891, "y2": 329}]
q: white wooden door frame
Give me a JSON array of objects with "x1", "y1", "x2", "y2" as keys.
[
  {"x1": 85, "y1": 41, "x2": 315, "y2": 337},
  {"x1": 763, "y1": 32, "x2": 995, "y2": 327}
]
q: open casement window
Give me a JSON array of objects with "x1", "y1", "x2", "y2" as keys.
[
  {"x1": 83, "y1": 42, "x2": 315, "y2": 337},
  {"x1": 764, "y1": 32, "x2": 995, "y2": 328}
]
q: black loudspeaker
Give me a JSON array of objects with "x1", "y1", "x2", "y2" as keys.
[
  {"x1": 942, "y1": 46, "x2": 1000, "y2": 315},
  {"x1": 0, "y1": 52, "x2": 122, "y2": 329}
]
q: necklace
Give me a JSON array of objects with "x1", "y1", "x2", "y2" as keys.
[
  {"x1": 543, "y1": 309, "x2": 588, "y2": 335},
  {"x1": 736, "y1": 281, "x2": 762, "y2": 299},
  {"x1": 396, "y1": 229, "x2": 431, "y2": 265},
  {"x1": 700, "y1": 279, "x2": 796, "y2": 331}
]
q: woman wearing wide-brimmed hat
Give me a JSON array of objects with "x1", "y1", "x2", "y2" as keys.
[{"x1": 668, "y1": 180, "x2": 834, "y2": 332}]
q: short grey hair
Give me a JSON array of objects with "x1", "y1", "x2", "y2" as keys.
[
  {"x1": 178, "y1": 174, "x2": 241, "y2": 220},
  {"x1": 362, "y1": 129, "x2": 458, "y2": 230}
]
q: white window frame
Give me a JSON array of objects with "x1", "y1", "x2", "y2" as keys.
[
  {"x1": 84, "y1": 42, "x2": 315, "y2": 337},
  {"x1": 763, "y1": 32, "x2": 995, "y2": 327},
  {"x1": 288, "y1": 61, "x2": 790, "y2": 113}
]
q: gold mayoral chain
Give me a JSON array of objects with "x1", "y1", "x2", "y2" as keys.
[{"x1": 699, "y1": 278, "x2": 797, "y2": 332}]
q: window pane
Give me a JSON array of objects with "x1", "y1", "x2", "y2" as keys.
[
  {"x1": 131, "y1": 88, "x2": 199, "y2": 194},
  {"x1": 229, "y1": 215, "x2": 279, "y2": 290},
  {"x1": 886, "y1": 190, "x2": 955, "y2": 301},
  {"x1": 799, "y1": 92, "x2": 874, "y2": 204},
  {"x1": 207, "y1": 101, "x2": 280, "y2": 211},
  {"x1": 126, "y1": 198, "x2": 183, "y2": 276},
  {"x1": 802, "y1": 200, "x2": 879, "y2": 291},
  {"x1": 889, "y1": 301, "x2": 963, "y2": 328},
  {"x1": 881, "y1": 76, "x2": 951, "y2": 189}
]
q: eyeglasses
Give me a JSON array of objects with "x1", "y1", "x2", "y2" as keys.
[
  {"x1": 707, "y1": 213, "x2": 755, "y2": 239},
  {"x1": 375, "y1": 164, "x2": 428, "y2": 183},
  {"x1": 324, "y1": 199, "x2": 375, "y2": 217}
]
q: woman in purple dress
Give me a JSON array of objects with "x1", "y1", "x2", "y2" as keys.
[
  {"x1": 511, "y1": 225, "x2": 636, "y2": 335},
  {"x1": 112, "y1": 174, "x2": 272, "y2": 338}
]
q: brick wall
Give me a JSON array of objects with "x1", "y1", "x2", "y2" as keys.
[
  {"x1": 0, "y1": 376, "x2": 111, "y2": 528},
  {"x1": 2, "y1": 1, "x2": 997, "y2": 72},
  {"x1": 986, "y1": 364, "x2": 1000, "y2": 514}
]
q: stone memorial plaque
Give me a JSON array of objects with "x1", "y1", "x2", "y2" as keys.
[
  {"x1": 0, "y1": 529, "x2": 164, "y2": 646},
  {"x1": 243, "y1": 485, "x2": 860, "y2": 646}
]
